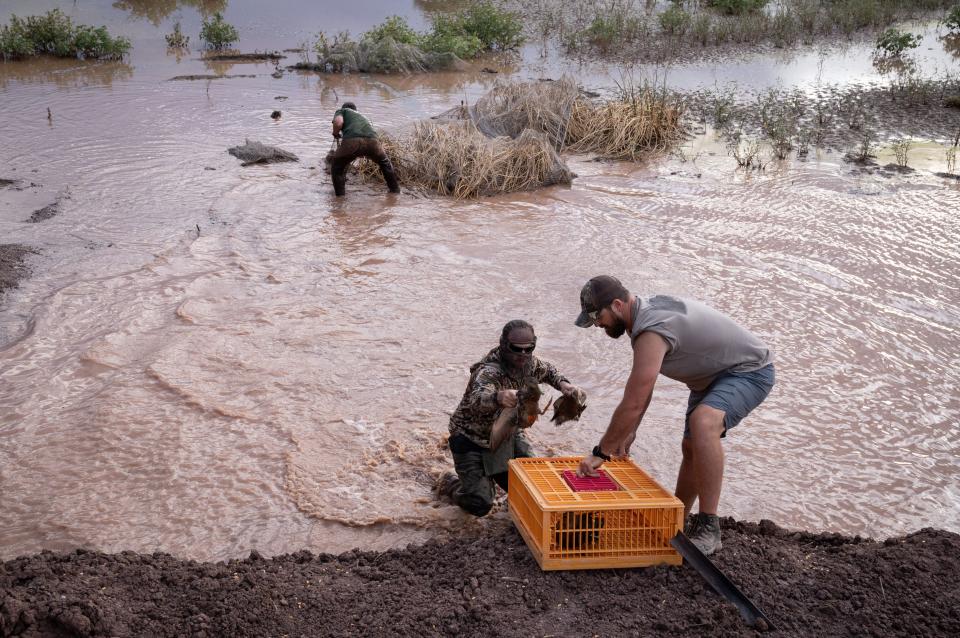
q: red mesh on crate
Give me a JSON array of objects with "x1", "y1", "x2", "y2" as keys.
[{"x1": 562, "y1": 469, "x2": 621, "y2": 492}]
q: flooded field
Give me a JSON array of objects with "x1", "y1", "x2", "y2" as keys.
[{"x1": 1, "y1": 0, "x2": 958, "y2": 562}]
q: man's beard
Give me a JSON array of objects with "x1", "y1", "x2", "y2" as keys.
[
  {"x1": 604, "y1": 318, "x2": 626, "y2": 339},
  {"x1": 504, "y1": 351, "x2": 533, "y2": 373}
]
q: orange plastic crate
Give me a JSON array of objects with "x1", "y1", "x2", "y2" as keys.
[{"x1": 508, "y1": 457, "x2": 683, "y2": 570}]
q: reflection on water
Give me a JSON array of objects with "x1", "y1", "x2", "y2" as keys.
[
  {"x1": 0, "y1": 57, "x2": 133, "y2": 89},
  {"x1": 113, "y1": 0, "x2": 227, "y2": 25}
]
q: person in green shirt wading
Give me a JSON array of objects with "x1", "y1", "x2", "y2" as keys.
[{"x1": 329, "y1": 101, "x2": 400, "y2": 197}]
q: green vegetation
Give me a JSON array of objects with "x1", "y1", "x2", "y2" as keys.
[
  {"x1": 945, "y1": 5, "x2": 960, "y2": 31},
  {"x1": 706, "y1": 0, "x2": 770, "y2": 16},
  {"x1": 580, "y1": 14, "x2": 648, "y2": 52},
  {"x1": 875, "y1": 28, "x2": 922, "y2": 56},
  {"x1": 199, "y1": 12, "x2": 238, "y2": 49},
  {"x1": 452, "y1": 2, "x2": 524, "y2": 50},
  {"x1": 660, "y1": 7, "x2": 692, "y2": 37},
  {"x1": 364, "y1": 15, "x2": 420, "y2": 46},
  {"x1": 165, "y1": 21, "x2": 189, "y2": 49},
  {"x1": 310, "y1": 4, "x2": 524, "y2": 73},
  {"x1": 0, "y1": 9, "x2": 130, "y2": 61},
  {"x1": 421, "y1": 16, "x2": 485, "y2": 59},
  {"x1": 891, "y1": 138, "x2": 912, "y2": 166}
]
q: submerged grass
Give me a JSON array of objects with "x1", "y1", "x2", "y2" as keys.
[
  {"x1": 514, "y1": 0, "x2": 956, "y2": 59},
  {"x1": 687, "y1": 71, "x2": 960, "y2": 162},
  {"x1": 356, "y1": 78, "x2": 683, "y2": 197}
]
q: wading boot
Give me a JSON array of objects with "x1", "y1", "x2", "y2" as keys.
[
  {"x1": 436, "y1": 470, "x2": 461, "y2": 503},
  {"x1": 687, "y1": 513, "x2": 722, "y2": 556}
]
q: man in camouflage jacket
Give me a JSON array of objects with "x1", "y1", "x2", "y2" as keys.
[{"x1": 441, "y1": 320, "x2": 585, "y2": 517}]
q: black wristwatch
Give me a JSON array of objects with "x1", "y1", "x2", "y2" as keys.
[{"x1": 592, "y1": 445, "x2": 611, "y2": 462}]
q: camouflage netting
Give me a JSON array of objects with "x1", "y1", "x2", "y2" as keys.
[
  {"x1": 228, "y1": 140, "x2": 299, "y2": 166},
  {"x1": 354, "y1": 77, "x2": 683, "y2": 197},
  {"x1": 468, "y1": 77, "x2": 581, "y2": 149},
  {"x1": 319, "y1": 36, "x2": 467, "y2": 74}
]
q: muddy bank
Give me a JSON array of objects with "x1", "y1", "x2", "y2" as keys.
[
  {"x1": 1, "y1": 519, "x2": 957, "y2": 637},
  {"x1": 0, "y1": 244, "x2": 34, "y2": 299}
]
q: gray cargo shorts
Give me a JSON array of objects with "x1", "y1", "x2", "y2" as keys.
[{"x1": 685, "y1": 363, "x2": 775, "y2": 438}]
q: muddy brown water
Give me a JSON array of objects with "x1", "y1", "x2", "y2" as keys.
[{"x1": 1, "y1": 1, "x2": 958, "y2": 562}]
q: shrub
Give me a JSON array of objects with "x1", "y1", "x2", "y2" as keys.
[
  {"x1": 0, "y1": 24, "x2": 34, "y2": 59},
  {"x1": 946, "y1": 5, "x2": 960, "y2": 32},
  {"x1": 771, "y1": 10, "x2": 799, "y2": 48},
  {"x1": 311, "y1": 2, "x2": 523, "y2": 72},
  {"x1": 456, "y1": 1, "x2": 524, "y2": 50},
  {"x1": 73, "y1": 25, "x2": 130, "y2": 59},
  {"x1": 892, "y1": 138, "x2": 911, "y2": 166},
  {"x1": 706, "y1": 0, "x2": 769, "y2": 16},
  {"x1": 659, "y1": 6, "x2": 691, "y2": 36},
  {"x1": 363, "y1": 16, "x2": 420, "y2": 45},
  {"x1": 580, "y1": 14, "x2": 646, "y2": 52},
  {"x1": 828, "y1": 0, "x2": 880, "y2": 35},
  {"x1": 165, "y1": 21, "x2": 189, "y2": 48},
  {"x1": 200, "y1": 12, "x2": 238, "y2": 49},
  {"x1": 875, "y1": 28, "x2": 921, "y2": 57},
  {"x1": 0, "y1": 9, "x2": 130, "y2": 60},
  {"x1": 691, "y1": 13, "x2": 712, "y2": 46},
  {"x1": 16, "y1": 9, "x2": 75, "y2": 56},
  {"x1": 420, "y1": 18, "x2": 484, "y2": 58}
]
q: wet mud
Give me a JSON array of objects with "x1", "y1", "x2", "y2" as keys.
[
  {"x1": 27, "y1": 201, "x2": 60, "y2": 224},
  {"x1": 200, "y1": 53, "x2": 286, "y2": 62},
  {"x1": 166, "y1": 74, "x2": 257, "y2": 81},
  {"x1": 1, "y1": 520, "x2": 957, "y2": 637},
  {"x1": 0, "y1": 245, "x2": 35, "y2": 298}
]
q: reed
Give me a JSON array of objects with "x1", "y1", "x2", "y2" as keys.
[{"x1": 565, "y1": 86, "x2": 683, "y2": 160}]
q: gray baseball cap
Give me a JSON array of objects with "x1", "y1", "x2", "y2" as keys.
[{"x1": 575, "y1": 275, "x2": 628, "y2": 327}]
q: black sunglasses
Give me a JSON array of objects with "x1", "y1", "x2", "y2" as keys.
[{"x1": 507, "y1": 342, "x2": 536, "y2": 354}]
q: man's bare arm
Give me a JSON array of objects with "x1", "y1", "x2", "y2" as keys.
[
  {"x1": 332, "y1": 114, "x2": 344, "y2": 138},
  {"x1": 597, "y1": 331, "x2": 668, "y2": 455}
]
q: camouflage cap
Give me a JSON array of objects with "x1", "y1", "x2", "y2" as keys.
[{"x1": 575, "y1": 275, "x2": 628, "y2": 327}]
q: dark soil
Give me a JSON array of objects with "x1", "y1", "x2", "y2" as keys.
[
  {"x1": 27, "y1": 202, "x2": 59, "y2": 224},
  {"x1": 200, "y1": 53, "x2": 286, "y2": 62},
  {"x1": 166, "y1": 74, "x2": 257, "y2": 81},
  {"x1": 2, "y1": 519, "x2": 957, "y2": 637},
  {"x1": 0, "y1": 244, "x2": 35, "y2": 298}
]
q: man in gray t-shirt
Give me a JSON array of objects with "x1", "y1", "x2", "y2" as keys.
[{"x1": 573, "y1": 275, "x2": 775, "y2": 556}]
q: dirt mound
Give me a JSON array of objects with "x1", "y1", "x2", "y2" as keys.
[
  {"x1": 1, "y1": 519, "x2": 957, "y2": 637},
  {"x1": 0, "y1": 244, "x2": 35, "y2": 298}
]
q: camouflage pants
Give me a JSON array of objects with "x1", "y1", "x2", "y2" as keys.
[{"x1": 447, "y1": 432, "x2": 533, "y2": 517}]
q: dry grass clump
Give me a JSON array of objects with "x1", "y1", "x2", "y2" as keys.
[
  {"x1": 360, "y1": 120, "x2": 574, "y2": 198},
  {"x1": 566, "y1": 87, "x2": 683, "y2": 160},
  {"x1": 469, "y1": 77, "x2": 683, "y2": 159},
  {"x1": 355, "y1": 78, "x2": 683, "y2": 197}
]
